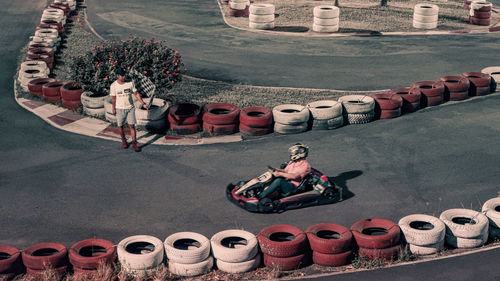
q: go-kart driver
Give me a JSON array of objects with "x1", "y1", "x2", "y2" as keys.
[{"x1": 258, "y1": 143, "x2": 311, "y2": 200}]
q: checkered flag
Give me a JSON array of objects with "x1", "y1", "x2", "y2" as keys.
[{"x1": 129, "y1": 68, "x2": 156, "y2": 107}]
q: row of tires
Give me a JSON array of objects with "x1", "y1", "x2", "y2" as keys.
[
  {"x1": 2, "y1": 197, "x2": 500, "y2": 279},
  {"x1": 27, "y1": 79, "x2": 84, "y2": 109},
  {"x1": 468, "y1": 1, "x2": 493, "y2": 26}
]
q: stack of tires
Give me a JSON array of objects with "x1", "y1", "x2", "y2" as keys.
[
  {"x1": 21, "y1": 60, "x2": 50, "y2": 77},
  {"x1": 135, "y1": 98, "x2": 169, "y2": 133},
  {"x1": 239, "y1": 106, "x2": 273, "y2": 135},
  {"x1": 338, "y1": 95, "x2": 375, "y2": 125},
  {"x1": 482, "y1": 66, "x2": 499, "y2": 93},
  {"x1": 211, "y1": 229, "x2": 261, "y2": 273},
  {"x1": 389, "y1": 87, "x2": 421, "y2": 113},
  {"x1": 439, "y1": 209, "x2": 489, "y2": 248},
  {"x1": 202, "y1": 103, "x2": 240, "y2": 136},
  {"x1": 306, "y1": 100, "x2": 344, "y2": 129},
  {"x1": 258, "y1": 225, "x2": 309, "y2": 271},
  {"x1": 398, "y1": 214, "x2": 446, "y2": 256},
  {"x1": 27, "y1": 46, "x2": 55, "y2": 71},
  {"x1": 438, "y1": 76, "x2": 470, "y2": 101},
  {"x1": 313, "y1": 5, "x2": 340, "y2": 33},
  {"x1": 117, "y1": 235, "x2": 164, "y2": 275},
  {"x1": 22, "y1": 243, "x2": 68, "y2": 276},
  {"x1": 104, "y1": 97, "x2": 116, "y2": 124},
  {"x1": 482, "y1": 198, "x2": 500, "y2": 239},
  {"x1": 306, "y1": 223, "x2": 353, "y2": 267},
  {"x1": 469, "y1": 1, "x2": 492, "y2": 26},
  {"x1": 249, "y1": 4, "x2": 275, "y2": 30},
  {"x1": 81, "y1": 91, "x2": 107, "y2": 118},
  {"x1": 34, "y1": 29, "x2": 60, "y2": 55},
  {"x1": 39, "y1": 19, "x2": 64, "y2": 35},
  {"x1": 29, "y1": 36, "x2": 57, "y2": 53},
  {"x1": 168, "y1": 103, "x2": 202, "y2": 135},
  {"x1": 49, "y1": 2, "x2": 71, "y2": 18},
  {"x1": 461, "y1": 72, "x2": 491, "y2": 96},
  {"x1": 164, "y1": 232, "x2": 213, "y2": 277},
  {"x1": 17, "y1": 67, "x2": 48, "y2": 92},
  {"x1": 0, "y1": 246, "x2": 23, "y2": 280},
  {"x1": 228, "y1": 0, "x2": 250, "y2": 17},
  {"x1": 413, "y1": 4, "x2": 439, "y2": 29},
  {"x1": 69, "y1": 239, "x2": 116, "y2": 275},
  {"x1": 60, "y1": 82, "x2": 83, "y2": 109},
  {"x1": 28, "y1": 78, "x2": 56, "y2": 98},
  {"x1": 272, "y1": 104, "x2": 309, "y2": 134},
  {"x1": 350, "y1": 219, "x2": 402, "y2": 260},
  {"x1": 42, "y1": 81, "x2": 66, "y2": 103},
  {"x1": 370, "y1": 93, "x2": 403, "y2": 119},
  {"x1": 410, "y1": 80, "x2": 445, "y2": 108}
]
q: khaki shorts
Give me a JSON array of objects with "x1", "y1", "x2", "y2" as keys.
[{"x1": 116, "y1": 107, "x2": 136, "y2": 126}]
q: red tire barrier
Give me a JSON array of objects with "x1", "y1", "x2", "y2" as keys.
[
  {"x1": 410, "y1": 80, "x2": 445, "y2": 108},
  {"x1": 358, "y1": 245, "x2": 401, "y2": 260},
  {"x1": 169, "y1": 122, "x2": 201, "y2": 135},
  {"x1": 239, "y1": 123, "x2": 273, "y2": 136},
  {"x1": 389, "y1": 87, "x2": 421, "y2": 113},
  {"x1": 370, "y1": 93, "x2": 402, "y2": 110},
  {"x1": 62, "y1": 99, "x2": 82, "y2": 109},
  {"x1": 28, "y1": 43, "x2": 51, "y2": 51},
  {"x1": 202, "y1": 103, "x2": 240, "y2": 125},
  {"x1": 240, "y1": 106, "x2": 273, "y2": 127},
  {"x1": 203, "y1": 122, "x2": 239, "y2": 136},
  {"x1": 379, "y1": 108, "x2": 401, "y2": 119},
  {"x1": 60, "y1": 82, "x2": 83, "y2": 101},
  {"x1": 449, "y1": 90, "x2": 469, "y2": 101},
  {"x1": 312, "y1": 250, "x2": 352, "y2": 266},
  {"x1": 27, "y1": 55, "x2": 53, "y2": 70},
  {"x1": 167, "y1": 103, "x2": 201, "y2": 125},
  {"x1": 473, "y1": 4, "x2": 492, "y2": 12},
  {"x1": 228, "y1": 5, "x2": 250, "y2": 17},
  {"x1": 470, "y1": 86, "x2": 490, "y2": 96},
  {"x1": 258, "y1": 225, "x2": 307, "y2": 258},
  {"x1": 461, "y1": 72, "x2": 491, "y2": 88},
  {"x1": 490, "y1": 76, "x2": 497, "y2": 93},
  {"x1": 473, "y1": 10, "x2": 491, "y2": 19},
  {"x1": 40, "y1": 19, "x2": 64, "y2": 33},
  {"x1": 27, "y1": 47, "x2": 54, "y2": 60},
  {"x1": 0, "y1": 246, "x2": 21, "y2": 273},
  {"x1": 42, "y1": 81, "x2": 66, "y2": 97},
  {"x1": 22, "y1": 243, "x2": 68, "y2": 270},
  {"x1": 425, "y1": 95, "x2": 444, "y2": 107},
  {"x1": 44, "y1": 95, "x2": 61, "y2": 103},
  {"x1": 49, "y1": 3, "x2": 70, "y2": 17},
  {"x1": 350, "y1": 219, "x2": 401, "y2": 249},
  {"x1": 306, "y1": 223, "x2": 352, "y2": 254},
  {"x1": 469, "y1": 16, "x2": 490, "y2": 26},
  {"x1": 36, "y1": 24, "x2": 60, "y2": 34},
  {"x1": 263, "y1": 253, "x2": 307, "y2": 271},
  {"x1": 69, "y1": 239, "x2": 116, "y2": 270},
  {"x1": 26, "y1": 265, "x2": 68, "y2": 276},
  {"x1": 28, "y1": 78, "x2": 56, "y2": 97},
  {"x1": 439, "y1": 76, "x2": 470, "y2": 92}
]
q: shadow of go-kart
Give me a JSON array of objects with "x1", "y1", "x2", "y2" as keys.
[{"x1": 226, "y1": 166, "x2": 343, "y2": 213}]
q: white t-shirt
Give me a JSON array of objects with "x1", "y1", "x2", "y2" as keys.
[{"x1": 110, "y1": 80, "x2": 137, "y2": 109}]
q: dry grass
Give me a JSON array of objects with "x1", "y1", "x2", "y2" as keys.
[{"x1": 220, "y1": 0, "x2": 473, "y2": 33}]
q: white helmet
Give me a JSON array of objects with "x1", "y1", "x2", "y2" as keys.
[{"x1": 289, "y1": 143, "x2": 309, "y2": 161}]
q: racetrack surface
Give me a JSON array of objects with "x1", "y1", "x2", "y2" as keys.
[
  {"x1": 87, "y1": 0, "x2": 500, "y2": 91},
  {"x1": 1, "y1": 1, "x2": 500, "y2": 280}
]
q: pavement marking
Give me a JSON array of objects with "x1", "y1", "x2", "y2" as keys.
[{"x1": 32, "y1": 103, "x2": 67, "y2": 119}]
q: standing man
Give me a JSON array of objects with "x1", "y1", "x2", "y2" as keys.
[{"x1": 110, "y1": 67, "x2": 149, "y2": 152}]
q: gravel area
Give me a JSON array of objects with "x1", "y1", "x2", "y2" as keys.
[{"x1": 220, "y1": 0, "x2": 478, "y2": 33}]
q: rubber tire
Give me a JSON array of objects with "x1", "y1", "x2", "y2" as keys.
[
  {"x1": 27, "y1": 265, "x2": 67, "y2": 276},
  {"x1": 60, "y1": 82, "x2": 83, "y2": 101},
  {"x1": 249, "y1": 21, "x2": 275, "y2": 30},
  {"x1": 312, "y1": 250, "x2": 352, "y2": 266},
  {"x1": 338, "y1": 95, "x2": 375, "y2": 114},
  {"x1": 482, "y1": 197, "x2": 500, "y2": 228},
  {"x1": 274, "y1": 122, "x2": 308, "y2": 134},
  {"x1": 117, "y1": 235, "x2": 164, "y2": 271},
  {"x1": 350, "y1": 218, "x2": 401, "y2": 249},
  {"x1": 239, "y1": 123, "x2": 272, "y2": 135},
  {"x1": 410, "y1": 80, "x2": 445, "y2": 96},
  {"x1": 471, "y1": 1, "x2": 492, "y2": 11},
  {"x1": 370, "y1": 93, "x2": 403, "y2": 110},
  {"x1": 449, "y1": 90, "x2": 469, "y2": 101},
  {"x1": 490, "y1": 76, "x2": 497, "y2": 93},
  {"x1": 489, "y1": 225, "x2": 500, "y2": 238},
  {"x1": 81, "y1": 92, "x2": 107, "y2": 109},
  {"x1": 105, "y1": 111, "x2": 117, "y2": 124},
  {"x1": 69, "y1": 239, "x2": 116, "y2": 270},
  {"x1": 470, "y1": 16, "x2": 491, "y2": 25},
  {"x1": 83, "y1": 106, "x2": 105, "y2": 118},
  {"x1": 62, "y1": 99, "x2": 82, "y2": 110},
  {"x1": 169, "y1": 122, "x2": 201, "y2": 135},
  {"x1": 272, "y1": 104, "x2": 309, "y2": 125},
  {"x1": 313, "y1": 23, "x2": 339, "y2": 33},
  {"x1": 43, "y1": 95, "x2": 61, "y2": 103},
  {"x1": 461, "y1": 72, "x2": 491, "y2": 87},
  {"x1": 306, "y1": 223, "x2": 353, "y2": 254},
  {"x1": 42, "y1": 81, "x2": 66, "y2": 97},
  {"x1": 313, "y1": 5, "x2": 340, "y2": 18},
  {"x1": 228, "y1": 6, "x2": 249, "y2": 17},
  {"x1": 28, "y1": 78, "x2": 56, "y2": 97},
  {"x1": 167, "y1": 103, "x2": 201, "y2": 125},
  {"x1": 313, "y1": 17, "x2": 340, "y2": 26},
  {"x1": 439, "y1": 208, "x2": 489, "y2": 238},
  {"x1": 0, "y1": 246, "x2": 20, "y2": 273},
  {"x1": 258, "y1": 225, "x2": 307, "y2": 258},
  {"x1": 135, "y1": 98, "x2": 169, "y2": 121},
  {"x1": 345, "y1": 112, "x2": 374, "y2": 124},
  {"x1": 240, "y1": 106, "x2": 273, "y2": 127},
  {"x1": 249, "y1": 4, "x2": 275, "y2": 15},
  {"x1": 379, "y1": 108, "x2": 401, "y2": 119},
  {"x1": 390, "y1": 87, "x2": 421, "y2": 104},
  {"x1": 21, "y1": 61, "x2": 49, "y2": 75},
  {"x1": 249, "y1": 14, "x2": 274, "y2": 23},
  {"x1": 473, "y1": 10, "x2": 491, "y2": 18},
  {"x1": 203, "y1": 122, "x2": 239, "y2": 136},
  {"x1": 357, "y1": 245, "x2": 401, "y2": 261},
  {"x1": 164, "y1": 232, "x2": 211, "y2": 264},
  {"x1": 210, "y1": 229, "x2": 259, "y2": 263},
  {"x1": 168, "y1": 256, "x2": 213, "y2": 277},
  {"x1": 423, "y1": 95, "x2": 444, "y2": 107},
  {"x1": 398, "y1": 214, "x2": 446, "y2": 246},
  {"x1": 414, "y1": 3, "x2": 439, "y2": 16},
  {"x1": 306, "y1": 100, "x2": 342, "y2": 120},
  {"x1": 413, "y1": 13, "x2": 438, "y2": 23},
  {"x1": 22, "y1": 243, "x2": 68, "y2": 270},
  {"x1": 471, "y1": 85, "x2": 490, "y2": 96},
  {"x1": 263, "y1": 253, "x2": 307, "y2": 271},
  {"x1": 439, "y1": 76, "x2": 470, "y2": 92},
  {"x1": 413, "y1": 20, "x2": 438, "y2": 29},
  {"x1": 445, "y1": 230, "x2": 488, "y2": 248},
  {"x1": 215, "y1": 253, "x2": 261, "y2": 273},
  {"x1": 409, "y1": 239, "x2": 444, "y2": 255},
  {"x1": 311, "y1": 116, "x2": 344, "y2": 130},
  {"x1": 202, "y1": 103, "x2": 240, "y2": 125},
  {"x1": 481, "y1": 66, "x2": 500, "y2": 83}
]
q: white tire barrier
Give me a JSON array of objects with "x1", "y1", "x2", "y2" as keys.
[
  {"x1": 274, "y1": 122, "x2": 308, "y2": 134},
  {"x1": 18, "y1": 68, "x2": 47, "y2": 92},
  {"x1": 20, "y1": 61, "x2": 49, "y2": 76},
  {"x1": 249, "y1": 4, "x2": 274, "y2": 30},
  {"x1": 31, "y1": 37, "x2": 57, "y2": 51},
  {"x1": 230, "y1": 0, "x2": 250, "y2": 10},
  {"x1": 398, "y1": 214, "x2": 446, "y2": 255},
  {"x1": 445, "y1": 230, "x2": 488, "y2": 248},
  {"x1": 164, "y1": 232, "x2": 211, "y2": 264},
  {"x1": 307, "y1": 100, "x2": 343, "y2": 130},
  {"x1": 168, "y1": 256, "x2": 213, "y2": 277},
  {"x1": 216, "y1": 253, "x2": 261, "y2": 273},
  {"x1": 440, "y1": 208, "x2": 489, "y2": 248},
  {"x1": 34, "y1": 29, "x2": 60, "y2": 46},
  {"x1": 83, "y1": 106, "x2": 105, "y2": 118},
  {"x1": 313, "y1": 5, "x2": 340, "y2": 33},
  {"x1": 481, "y1": 66, "x2": 500, "y2": 85},
  {"x1": 117, "y1": 235, "x2": 164, "y2": 273},
  {"x1": 413, "y1": 4, "x2": 439, "y2": 29},
  {"x1": 134, "y1": 98, "x2": 168, "y2": 132},
  {"x1": 337, "y1": 95, "x2": 375, "y2": 124},
  {"x1": 482, "y1": 197, "x2": 500, "y2": 238},
  {"x1": 81, "y1": 91, "x2": 107, "y2": 109},
  {"x1": 272, "y1": 104, "x2": 309, "y2": 134},
  {"x1": 211, "y1": 229, "x2": 260, "y2": 273}
]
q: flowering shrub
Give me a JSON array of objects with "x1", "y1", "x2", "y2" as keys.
[{"x1": 69, "y1": 37, "x2": 186, "y2": 95}]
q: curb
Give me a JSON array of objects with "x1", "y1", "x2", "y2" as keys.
[{"x1": 216, "y1": 0, "x2": 500, "y2": 37}]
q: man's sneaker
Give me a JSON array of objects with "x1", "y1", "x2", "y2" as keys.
[
  {"x1": 121, "y1": 139, "x2": 128, "y2": 149},
  {"x1": 132, "y1": 141, "x2": 140, "y2": 152}
]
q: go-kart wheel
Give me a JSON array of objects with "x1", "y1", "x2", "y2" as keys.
[
  {"x1": 323, "y1": 189, "x2": 336, "y2": 200},
  {"x1": 259, "y1": 198, "x2": 275, "y2": 212}
]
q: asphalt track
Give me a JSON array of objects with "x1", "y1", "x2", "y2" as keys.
[
  {"x1": 1, "y1": 1, "x2": 500, "y2": 280},
  {"x1": 87, "y1": 0, "x2": 500, "y2": 90}
]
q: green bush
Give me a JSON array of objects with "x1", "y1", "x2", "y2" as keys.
[{"x1": 69, "y1": 37, "x2": 186, "y2": 95}]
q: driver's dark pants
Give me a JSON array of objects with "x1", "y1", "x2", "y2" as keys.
[{"x1": 258, "y1": 178, "x2": 296, "y2": 199}]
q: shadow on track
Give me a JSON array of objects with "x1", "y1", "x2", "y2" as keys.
[{"x1": 328, "y1": 170, "x2": 361, "y2": 200}]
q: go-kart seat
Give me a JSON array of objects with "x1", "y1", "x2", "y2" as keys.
[{"x1": 291, "y1": 173, "x2": 314, "y2": 195}]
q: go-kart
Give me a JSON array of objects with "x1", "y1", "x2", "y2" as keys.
[{"x1": 226, "y1": 164, "x2": 343, "y2": 213}]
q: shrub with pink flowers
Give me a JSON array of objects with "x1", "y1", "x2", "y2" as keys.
[{"x1": 69, "y1": 37, "x2": 186, "y2": 95}]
